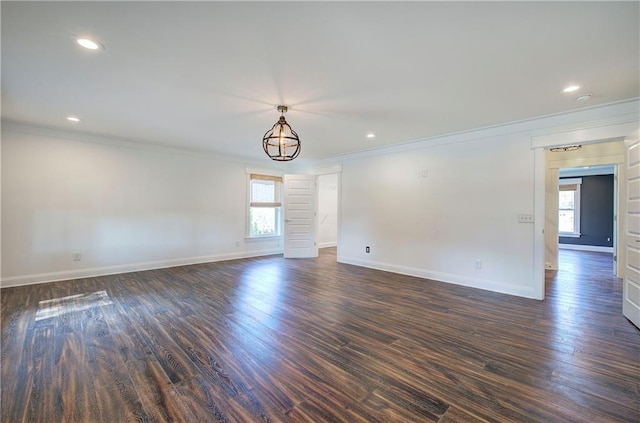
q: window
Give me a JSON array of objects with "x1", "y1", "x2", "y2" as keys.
[
  {"x1": 559, "y1": 178, "x2": 581, "y2": 237},
  {"x1": 248, "y1": 174, "x2": 282, "y2": 237}
]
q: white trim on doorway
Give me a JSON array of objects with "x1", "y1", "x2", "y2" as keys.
[{"x1": 533, "y1": 116, "x2": 638, "y2": 301}]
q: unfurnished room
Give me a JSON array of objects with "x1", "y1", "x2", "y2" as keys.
[{"x1": 1, "y1": 2, "x2": 639, "y2": 422}]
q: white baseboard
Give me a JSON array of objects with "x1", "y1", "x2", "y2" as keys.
[
  {"x1": 0, "y1": 248, "x2": 283, "y2": 288},
  {"x1": 559, "y1": 244, "x2": 614, "y2": 253},
  {"x1": 337, "y1": 256, "x2": 537, "y2": 299},
  {"x1": 318, "y1": 242, "x2": 337, "y2": 248}
]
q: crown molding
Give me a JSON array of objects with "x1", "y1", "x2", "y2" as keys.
[
  {"x1": 1, "y1": 119, "x2": 283, "y2": 169},
  {"x1": 313, "y1": 98, "x2": 640, "y2": 166}
]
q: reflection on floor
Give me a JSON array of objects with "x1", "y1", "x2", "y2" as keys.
[{"x1": 35, "y1": 290, "x2": 113, "y2": 321}]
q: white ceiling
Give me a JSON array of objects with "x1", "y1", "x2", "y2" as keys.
[{"x1": 2, "y1": 2, "x2": 639, "y2": 162}]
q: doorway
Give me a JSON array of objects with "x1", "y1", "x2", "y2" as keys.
[
  {"x1": 317, "y1": 173, "x2": 339, "y2": 250},
  {"x1": 557, "y1": 165, "x2": 616, "y2": 272},
  {"x1": 281, "y1": 171, "x2": 340, "y2": 260},
  {"x1": 532, "y1": 117, "x2": 637, "y2": 312},
  {"x1": 543, "y1": 140, "x2": 626, "y2": 279}
]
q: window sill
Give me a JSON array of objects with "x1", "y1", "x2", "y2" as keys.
[
  {"x1": 559, "y1": 233, "x2": 581, "y2": 238},
  {"x1": 245, "y1": 235, "x2": 281, "y2": 242}
]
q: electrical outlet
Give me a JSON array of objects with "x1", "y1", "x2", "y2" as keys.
[
  {"x1": 474, "y1": 260, "x2": 482, "y2": 270},
  {"x1": 366, "y1": 246, "x2": 370, "y2": 253},
  {"x1": 235, "y1": 240, "x2": 240, "y2": 247},
  {"x1": 72, "y1": 252, "x2": 82, "y2": 262},
  {"x1": 418, "y1": 169, "x2": 429, "y2": 178}
]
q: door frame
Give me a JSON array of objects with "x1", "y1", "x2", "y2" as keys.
[
  {"x1": 308, "y1": 165, "x2": 342, "y2": 256},
  {"x1": 316, "y1": 173, "x2": 340, "y2": 249},
  {"x1": 546, "y1": 149, "x2": 624, "y2": 274},
  {"x1": 532, "y1": 120, "x2": 638, "y2": 300}
]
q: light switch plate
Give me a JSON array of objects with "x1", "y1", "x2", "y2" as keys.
[{"x1": 518, "y1": 213, "x2": 534, "y2": 223}]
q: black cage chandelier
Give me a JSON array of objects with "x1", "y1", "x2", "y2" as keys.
[{"x1": 262, "y1": 105, "x2": 301, "y2": 161}]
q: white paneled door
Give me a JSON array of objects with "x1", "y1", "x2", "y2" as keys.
[
  {"x1": 623, "y1": 139, "x2": 640, "y2": 329},
  {"x1": 283, "y1": 175, "x2": 318, "y2": 258}
]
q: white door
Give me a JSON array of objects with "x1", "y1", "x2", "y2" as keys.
[
  {"x1": 283, "y1": 174, "x2": 318, "y2": 258},
  {"x1": 623, "y1": 138, "x2": 640, "y2": 329}
]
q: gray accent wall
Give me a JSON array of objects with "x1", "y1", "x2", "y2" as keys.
[{"x1": 559, "y1": 175, "x2": 614, "y2": 247}]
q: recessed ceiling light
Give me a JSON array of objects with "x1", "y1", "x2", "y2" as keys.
[
  {"x1": 76, "y1": 37, "x2": 103, "y2": 50},
  {"x1": 366, "y1": 133, "x2": 376, "y2": 138},
  {"x1": 563, "y1": 85, "x2": 581, "y2": 93},
  {"x1": 66, "y1": 116, "x2": 80, "y2": 122},
  {"x1": 575, "y1": 93, "x2": 592, "y2": 102}
]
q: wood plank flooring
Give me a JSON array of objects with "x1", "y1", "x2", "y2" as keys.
[{"x1": 2, "y1": 248, "x2": 639, "y2": 422}]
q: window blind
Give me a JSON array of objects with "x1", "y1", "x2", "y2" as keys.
[
  {"x1": 250, "y1": 174, "x2": 282, "y2": 182},
  {"x1": 559, "y1": 184, "x2": 578, "y2": 191},
  {"x1": 250, "y1": 174, "x2": 282, "y2": 207}
]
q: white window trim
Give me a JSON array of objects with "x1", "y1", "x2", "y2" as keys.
[
  {"x1": 246, "y1": 171, "x2": 284, "y2": 239},
  {"x1": 559, "y1": 177, "x2": 581, "y2": 237}
]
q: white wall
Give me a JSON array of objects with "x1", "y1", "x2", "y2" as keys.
[
  {"x1": 332, "y1": 100, "x2": 639, "y2": 299},
  {"x1": 3, "y1": 100, "x2": 638, "y2": 296},
  {"x1": 1, "y1": 124, "x2": 282, "y2": 286},
  {"x1": 317, "y1": 173, "x2": 338, "y2": 247},
  {"x1": 338, "y1": 133, "x2": 538, "y2": 298}
]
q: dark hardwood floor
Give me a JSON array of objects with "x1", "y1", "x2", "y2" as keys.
[{"x1": 2, "y1": 248, "x2": 638, "y2": 422}]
